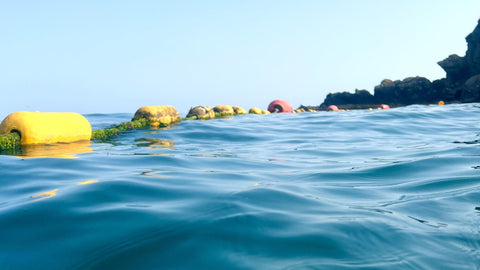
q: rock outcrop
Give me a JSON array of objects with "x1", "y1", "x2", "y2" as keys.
[
  {"x1": 438, "y1": 54, "x2": 470, "y2": 83},
  {"x1": 315, "y1": 18, "x2": 480, "y2": 110},
  {"x1": 322, "y1": 89, "x2": 375, "y2": 107},
  {"x1": 465, "y1": 20, "x2": 480, "y2": 76},
  {"x1": 373, "y1": 77, "x2": 444, "y2": 106},
  {"x1": 436, "y1": 18, "x2": 480, "y2": 103}
]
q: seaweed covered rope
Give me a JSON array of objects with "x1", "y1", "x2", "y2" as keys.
[
  {"x1": 0, "y1": 105, "x2": 181, "y2": 151},
  {"x1": 0, "y1": 132, "x2": 20, "y2": 152},
  {"x1": 0, "y1": 101, "x2": 296, "y2": 152},
  {"x1": 92, "y1": 105, "x2": 181, "y2": 141},
  {"x1": 90, "y1": 118, "x2": 151, "y2": 140}
]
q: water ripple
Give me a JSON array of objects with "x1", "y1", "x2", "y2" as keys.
[{"x1": 1, "y1": 104, "x2": 480, "y2": 269}]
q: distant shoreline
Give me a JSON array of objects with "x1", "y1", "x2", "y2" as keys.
[{"x1": 304, "y1": 18, "x2": 480, "y2": 111}]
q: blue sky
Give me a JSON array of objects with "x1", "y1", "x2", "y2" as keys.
[{"x1": 1, "y1": 1, "x2": 479, "y2": 118}]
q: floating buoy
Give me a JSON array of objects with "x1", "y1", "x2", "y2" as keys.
[
  {"x1": 268, "y1": 100, "x2": 293, "y2": 113},
  {"x1": 232, "y1": 106, "x2": 247, "y2": 115},
  {"x1": 438, "y1": 100, "x2": 445, "y2": 106},
  {"x1": 380, "y1": 104, "x2": 390, "y2": 110},
  {"x1": 249, "y1": 108, "x2": 262, "y2": 114},
  {"x1": 133, "y1": 105, "x2": 180, "y2": 127},
  {"x1": 261, "y1": 110, "x2": 271, "y2": 114},
  {"x1": 326, "y1": 105, "x2": 339, "y2": 111},
  {"x1": 0, "y1": 112, "x2": 91, "y2": 145},
  {"x1": 186, "y1": 106, "x2": 215, "y2": 119},
  {"x1": 294, "y1": 108, "x2": 306, "y2": 113},
  {"x1": 214, "y1": 105, "x2": 234, "y2": 116}
]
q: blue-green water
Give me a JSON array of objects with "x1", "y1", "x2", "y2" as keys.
[{"x1": 1, "y1": 104, "x2": 480, "y2": 269}]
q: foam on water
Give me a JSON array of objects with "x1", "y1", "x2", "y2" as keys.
[{"x1": 1, "y1": 104, "x2": 480, "y2": 269}]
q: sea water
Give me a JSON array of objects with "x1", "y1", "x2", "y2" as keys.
[{"x1": 0, "y1": 104, "x2": 480, "y2": 269}]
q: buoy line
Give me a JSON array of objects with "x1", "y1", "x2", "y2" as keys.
[{"x1": 0, "y1": 99, "x2": 408, "y2": 154}]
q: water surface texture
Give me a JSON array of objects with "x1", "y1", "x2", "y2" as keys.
[{"x1": 1, "y1": 104, "x2": 480, "y2": 269}]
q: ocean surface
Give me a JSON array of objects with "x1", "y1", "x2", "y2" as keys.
[{"x1": 1, "y1": 103, "x2": 480, "y2": 269}]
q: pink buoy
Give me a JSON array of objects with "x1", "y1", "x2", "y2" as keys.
[
  {"x1": 326, "y1": 105, "x2": 339, "y2": 111},
  {"x1": 268, "y1": 100, "x2": 293, "y2": 113},
  {"x1": 380, "y1": 104, "x2": 390, "y2": 110}
]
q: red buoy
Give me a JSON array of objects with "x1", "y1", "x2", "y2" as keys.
[
  {"x1": 268, "y1": 100, "x2": 293, "y2": 113},
  {"x1": 326, "y1": 105, "x2": 339, "y2": 111},
  {"x1": 380, "y1": 104, "x2": 390, "y2": 110}
]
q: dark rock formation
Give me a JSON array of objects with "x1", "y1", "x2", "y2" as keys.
[
  {"x1": 435, "y1": 19, "x2": 480, "y2": 102},
  {"x1": 438, "y1": 54, "x2": 470, "y2": 83},
  {"x1": 315, "y1": 18, "x2": 480, "y2": 110},
  {"x1": 461, "y1": 74, "x2": 480, "y2": 102},
  {"x1": 373, "y1": 76, "x2": 441, "y2": 105},
  {"x1": 465, "y1": 20, "x2": 480, "y2": 75},
  {"x1": 322, "y1": 89, "x2": 375, "y2": 107}
]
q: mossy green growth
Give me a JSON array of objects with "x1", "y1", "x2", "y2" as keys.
[
  {"x1": 90, "y1": 118, "x2": 179, "y2": 141},
  {"x1": 118, "y1": 118, "x2": 150, "y2": 130},
  {"x1": 0, "y1": 117, "x2": 167, "y2": 152},
  {"x1": 0, "y1": 132, "x2": 21, "y2": 153},
  {"x1": 91, "y1": 128, "x2": 120, "y2": 140},
  {"x1": 91, "y1": 118, "x2": 150, "y2": 141},
  {"x1": 214, "y1": 112, "x2": 234, "y2": 118}
]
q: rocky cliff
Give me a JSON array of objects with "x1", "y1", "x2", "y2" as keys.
[{"x1": 315, "y1": 18, "x2": 480, "y2": 110}]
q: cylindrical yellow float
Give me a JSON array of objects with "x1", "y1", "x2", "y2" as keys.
[{"x1": 0, "y1": 112, "x2": 92, "y2": 145}]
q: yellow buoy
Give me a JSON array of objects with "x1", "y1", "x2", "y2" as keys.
[
  {"x1": 261, "y1": 110, "x2": 271, "y2": 114},
  {"x1": 186, "y1": 106, "x2": 216, "y2": 119},
  {"x1": 232, "y1": 106, "x2": 247, "y2": 115},
  {"x1": 0, "y1": 111, "x2": 92, "y2": 145},
  {"x1": 133, "y1": 105, "x2": 180, "y2": 126},
  {"x1": 294, "y1": 108, "x2": 306, "y2": 113},
  {"x1": 438, "y1": 100, "x2": 445, "y2": 106},
  {"x1": 249, "y1": 107, "x2": 262, "y2": 114},
  {"x1": 214, "y1": 105, "x2": 234, "y2": 116}
]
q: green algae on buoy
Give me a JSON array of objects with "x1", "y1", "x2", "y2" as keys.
[
  {"x1": 0, "y1": 111, "x2": 92, "y2": 145},
  {"x1": 133, "y1": 105, "x2": 180, "y2": 127},
  {"x1": 214, "y1": 105, "x2": 235, "y2": 117},
  {"x1": 0, "y1": 132, "x2": 21, "y2": 152},
  {"x1": 93, "y1": 105, "x2": 181, "y2": 141}
]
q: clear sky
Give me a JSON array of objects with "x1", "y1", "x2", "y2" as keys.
[{"x1": 1, "y1": 1, "x2": 479, "y2": 118}]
